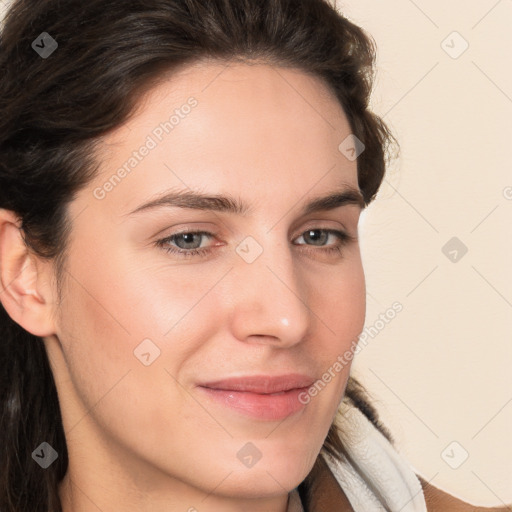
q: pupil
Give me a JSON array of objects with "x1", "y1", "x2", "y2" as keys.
[
  {"x1": 178, "y1": 233, "x2": 199, "y2": 249},
  {"x1": 306, "y1": 230, "x2": 326, "y2": 245}
]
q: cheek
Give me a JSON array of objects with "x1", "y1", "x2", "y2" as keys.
[
  {"x1": 56, "y1": 243, "x2": 224, "y2": 408},
  {"x1": 55, "y1": 263, "x2": 209, "y2": 453},
  {"x1": 62, "y1": 242, "x2": 208, "y2": 345},
  {"x1": 312, "y1": 254, "x2": 366, "y2": 343},
  {"x1": 307, "y1": 256, "x2": 365, "y2": 400},
  {"x1": 56, "y1": 271, "x2": 137, "y2": 415}
]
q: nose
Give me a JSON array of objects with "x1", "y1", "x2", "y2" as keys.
[{"x1": 227, "y1": 236, "x2": 312, "y2": 349}]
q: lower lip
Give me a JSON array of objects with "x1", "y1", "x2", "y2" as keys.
[{"x1": 197, "y1": 386, "x2": 309, "y2": 421}]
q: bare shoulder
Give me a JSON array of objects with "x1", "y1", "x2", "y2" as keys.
[{"x1": 418, "y1": 475, "x2": 512, "y2": 512}]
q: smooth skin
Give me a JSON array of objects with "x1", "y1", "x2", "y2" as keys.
[
  {"x1": 1, "y1": 60, "x2": 508, "y2": 512},
  {"x1": 0, "y1": 61, "x2": 366, "y2": 511}
]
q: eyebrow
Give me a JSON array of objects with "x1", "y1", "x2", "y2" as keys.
[{"x1": 125, "y1": 186, "x2": 365, "y2": 217}]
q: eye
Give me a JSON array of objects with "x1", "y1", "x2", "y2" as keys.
[
  {"x1": 296, "y1": 229, "x2": 342, "y2": 246},
  {"x1": 294, "y1": 228, "x2": 355, "y2": 256},
  {"x1": 156, "y1": 231, "x2": 217, "y2": 259},
  {"x1": 155, "y1": 228, "x2": 355, "y2": 260}
]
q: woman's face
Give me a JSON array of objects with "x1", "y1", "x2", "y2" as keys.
[{"x1": 47, "y1": 61, "x2": 366, "y2": 510}]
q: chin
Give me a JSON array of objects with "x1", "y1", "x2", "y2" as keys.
[
  {"x1": 213, "y1": 466, "x2": 306, "y2": 499},
  {"x1": 217, "y1": 442, "x2": 319, "y2": 497}
]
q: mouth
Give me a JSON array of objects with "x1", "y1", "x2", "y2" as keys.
[{"x1": 196, "y1": 374, "x2": 315, "y2": 421}]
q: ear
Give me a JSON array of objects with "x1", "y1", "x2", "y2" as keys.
[{"x1": 0, "y1": 208, "x2": 58, "y2": 337}]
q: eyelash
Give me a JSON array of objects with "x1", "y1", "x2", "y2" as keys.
[{"x1": 155, "y1": 228, "x2": 356, "y2": 259}]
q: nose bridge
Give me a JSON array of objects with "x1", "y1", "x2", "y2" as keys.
[{"x1": 227, "y1": 231, "x2": 312, "y2": 346}]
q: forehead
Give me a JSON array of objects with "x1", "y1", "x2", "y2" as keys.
[{"x1": 83, "y1": 60, "x2": 359, "y2": 217}]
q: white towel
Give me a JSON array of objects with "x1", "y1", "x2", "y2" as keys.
[{"x1": 287, "y1": 400, "x2": 427, "y2": 511}]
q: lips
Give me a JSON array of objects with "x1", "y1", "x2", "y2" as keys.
[
  {"x1": 196, "y1": 374, "x2": 315, "y2": 421},
  {"x1": 198, "y1": 374, "x2": 316, "y2": 394}
]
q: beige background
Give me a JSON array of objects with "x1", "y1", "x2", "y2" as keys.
[
  {"x1": 1, "y1": 0, "x2": 511, "y2": 507},
  {"x1": 334, "y1": 0, "x2": 512, "y2": 507}
]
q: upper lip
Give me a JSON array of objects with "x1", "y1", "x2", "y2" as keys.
[{"x1": 198, "y1": 374, "x2": 316, "y2": 394}]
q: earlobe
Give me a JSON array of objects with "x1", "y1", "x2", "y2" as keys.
[{"x1": 0, "y1": 208, "x2": 57, "y2": 337}]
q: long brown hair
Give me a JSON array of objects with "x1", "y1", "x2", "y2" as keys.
[{"x1": 0, "y1": 0, "x2": 396, "y2": 510}]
